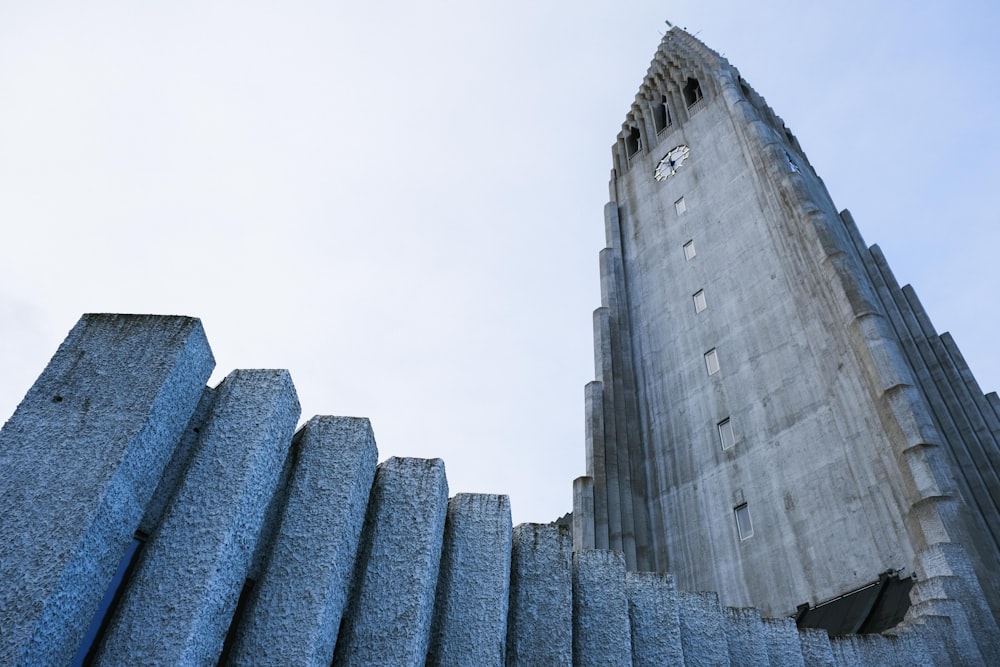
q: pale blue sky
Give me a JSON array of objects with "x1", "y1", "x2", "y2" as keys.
[{"x1": 1, "y1": 1, "x2": 998, "y2": 523}]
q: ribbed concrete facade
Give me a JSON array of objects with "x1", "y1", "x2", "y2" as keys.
[
  {"x1": 0, "y1": 312, "x2": 986, "y2": 664},
  {"x1": 572, "y1": 26, "x2": 1000, "y2": 663}
]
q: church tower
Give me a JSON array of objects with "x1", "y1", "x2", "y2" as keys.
[{"x1": 573, "y1": 26, "x2": 1000, "y2": 643}]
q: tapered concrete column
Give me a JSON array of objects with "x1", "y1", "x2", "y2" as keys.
[
  {"x1": 572, "y1": 550, "x2": 631, "y2": 666},
  {"x1": 426, "y1": 493, "x2": 512, "y2": 667},
  {"x1": 626, "y1": 572, "x2": 684, "y2": 667},
  {"x1": 0, "y1": 314, "x2": 214, "y2": 667},
  {"x1": 228, "y1": 416, "x2": 378, "y2": 666},
  {"x1": 95, "y1": 369, "x2": 300, "y2": 666},
  {"x1": 333, "y1": 457, "x2": 449, "y2": 666},
  {"x1": 506, "y1": 523, "x2": 572, "y2": 665}
]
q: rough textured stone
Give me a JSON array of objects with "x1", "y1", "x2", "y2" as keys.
[
  {"x1": 678, "y1": 591, "x2": 730, "y2": 667},
  {"x1": 333, "y1": 457, "x2": 448, "y2": 666},
  {"x1": 626, "y1": 571, "x2": 684, "y2": 666},
  {"x1": 506, "y1": 523, "x2": 573, "y2": 665},
  {"x1": 572, "y1": 550, "x2": 631, "y2": 666},
  {"x1": 426, "y1": 493, "x2": 512, "y2": 667},
  {"x1": 0, "y1": 314, "x2": 214, "y2": 667},
  {"x1": 228, "y1": 416, "x2": 378, "y2": 666},
  {"x1": 723, "y1": 607, "x2": 768, "y2": 667},
  {"x1": 95, "y1": 368, "x2": 300, "y2": 666},
  {"x1": 798, "y1": 628, "x2": 835, "y2": 667},
  {"x1": 761, "y1": 618, "x2": 805, "y2": 666}
]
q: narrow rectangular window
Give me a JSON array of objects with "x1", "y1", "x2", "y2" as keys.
[
  {"x1": 693, "y1": 289, "x2": 707, "y2": 313},
  {"x1": 674, "y1": 197, "x2": 687, "y2": 215},
  {"x1": 683, "y1": 240, "x2": 696, "y2": 261},
  {"x1": 704, "y1": 348, "x2": 720, "y2": 375},
  {"x1": 735, "y1": 503, "x2": 753, "y2": 540},
  {"x1": 718, "y1": 418, "x2": 736, "y2": 450}
]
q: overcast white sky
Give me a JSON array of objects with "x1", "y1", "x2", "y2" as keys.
[{"x1": 1, "y1": 1, "x2": 998, "y2": 524}]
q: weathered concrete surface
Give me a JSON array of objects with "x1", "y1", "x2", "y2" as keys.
[
  {"x1": 723, "y1": 607, "x2": 768, "y2": 667},
  {"x1": 572, "y1": 550, "x2": 631, "y2": 666},
  {"x1": 797, "y1": 629, "x2": 835, "y2": 667},
  {"x1": 333, "y1": 457, "x2": 448, "y2": 666},
  {"x1": 678, "y1": 591, "x2": 731, "y2": 667},
  {"x1": 626, "y1": 571, "x2": 684, "y2": 667},
  {"x1": 95, "y1": 368, "x2": 300, "y2": 666},
  {"x1": 506, "y1": 523, "x2": 573, "y2": 665},
  {"x1": 573, "y1": 476, "x2": 596, "y2": 551},
  {"x1": 761, "y1": 617, "x2": 804, "y2": 667},
  {"x1": 228, "y1": 416, "x2": 378, "y2": 666},
  {"x1": 426, "y1": 493, "x2": 512, "y2": 667},
  {"x1": 0, "y1": 314, "x2": 214, "y2": 666}
]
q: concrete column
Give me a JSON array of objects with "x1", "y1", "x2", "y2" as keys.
[
  {"x1": 506, "y1": 523, "x2": 572, "y2": 665},
  {"x1": 572, "y1": 550, "x2": 631, "y2": 666},
  {"x1": 626, "y1": 572, "x2": 684, "y2": 667},
  {"x1": 426, "y1": 493, "x2": 512, "y2": 667},
  {"x1": 761, "y1": 618, "x2": 804, "y2": 667},
  {"x1": 333, "y1": 457, "x2": 448, "y2": 666},
  {"x1": 677, "y1": 592, "x2": 730, "y2": 667},
  {"x1": 797, "y1": 629, "x2": 835, "y2": 667},
  {"x1": 227, "y1": 416, "x2": 378, "y2": 666},
  {"x1": 723, "y1": 608, "x2": 768, "y2": 667},
  {"x1": 585, "y1": 380, "x2": 610, "y2": 549},
  {"x1": 573, "y1": 476, "x2": 596, "y2": 551},
  {"x1": 95, "y1": 369, "x2": 300, "y2": 666},
  {"x1": 0, "y1": 314, "x2": 214, "y2": 667},
  {"x1": 594, "y1": 306, "x2": 623, "y2": 553}
]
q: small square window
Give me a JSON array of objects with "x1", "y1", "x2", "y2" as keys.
[
  {"x1": 674, "y1": 197, "x2": 687, "y2": 215},
  {"x1": 704, "y1": 348, "x2": 720, "y2": 375},
  {"x1": 718, "y1": 418, "x2": 736, "y2": 450},
  {"x1": 693, "y1": 289, "x2": 707, "y2": 313},
  {"x1": 735, "y1": 504, "x2": 753, "y2": 540},
  {"x1": 683, "y1": 240, "x2": 696, "y2": 261}
]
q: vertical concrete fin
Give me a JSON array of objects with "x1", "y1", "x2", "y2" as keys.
[
  {"x1": 585, "y1": 380, "x2": 610, "y2": 549},
  {"x1": 677, "y1": 592, "x2": 731, "y2": 666},
  {"x1": 572, "y1": 550, "x2": 632, "y2": 666},
  {"x1": 506, "y1": 523, "x2": 572, "y2": 665},
  {"x1": 573, "y1": 476, "x2": 596, "y2": 551},
  {"x1": 228, "y1": 416, "x2": 378, "y2": 666},
  {"x1": 595, "y1": 307, "x2": 624, "y2": 552},
  {"x1": 426, "y1": 493, "x2": 512, "y2": 667},
  {"x1": 94, "y1": 368, "x2": 299, "y2": 666},
  {"x1": 0, "y1": 314, "x2": 214, "y2": 667},
  {"x1": 333, "y1": 457, "x2": 448, "y2": 666},
  {"x1": 626, "y1": 572, "x2": 683, "y2": 667}
]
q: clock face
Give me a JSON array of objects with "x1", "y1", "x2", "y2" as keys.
[{"x1": 654, "y1": 145, "x2": 690, "y2": 182}]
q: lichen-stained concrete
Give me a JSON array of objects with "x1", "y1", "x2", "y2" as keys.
[
  {"x1": 0, "y1": 314, "x2": 214, "y2": 667},
  {"x1": 626, "y1": 571, "x2": 684, "y2": 667},
  {"x1": 506, "y1": 523, "x2": 573, "y2": 665},
  {"x1": 333, "y1": 457, "x2": 448, "y2": 666},
  {"x1": 228, "y1": 416, "x2": 378, "y2": 666},
  {"x1": 426, "y1": 493, "x2": 512, "y2": 667},
  {"x1": 95, "y1": 368, "x2": 300, "y2": 666},
  {"x1": 572, "y1": 550, "x2": 632, "y2": 666}
]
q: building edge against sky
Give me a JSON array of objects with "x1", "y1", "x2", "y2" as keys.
[{"x1": 572, "y1": 25, "x2": 1000, "y2": 639}]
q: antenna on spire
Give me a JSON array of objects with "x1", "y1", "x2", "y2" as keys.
[{"x1": 665, "y1": 19, "x2": 674, "y2": 28}]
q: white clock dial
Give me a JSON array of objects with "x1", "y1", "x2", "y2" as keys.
[{"x1": 654, "y1": 145, "x2": 690, "y2": 181}]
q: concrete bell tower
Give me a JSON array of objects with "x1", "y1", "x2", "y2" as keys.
[{"x1": 573, "y1": 27, "x2": 1000, "y2": 648}]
